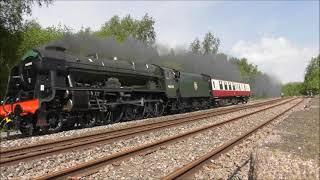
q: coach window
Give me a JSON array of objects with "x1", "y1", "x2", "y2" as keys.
[
  {"x1": 224, "y1": 82, "x2": 228, "y2": 90},
  {"x1": 219, "y1": 81, "x2": 223, "y2": 90},
  {"x1": 233, "y1": 84, "x2": 235, "y2": 90},
  {"x1": 229, "y1": 83, "x2": 232, "y2": 90}
]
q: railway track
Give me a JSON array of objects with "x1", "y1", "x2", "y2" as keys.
[
  {"x1": 27, "y1": 98, "x2": 300, "y2": 179},
  {"x1": 0, "y1": 98, "x2": 274, "y2": 140},
  {"x1": 0, "y1": 98, "x2": 287, "y2": 166},
  {"x1": 0, "y1": 98, "x2": 290, "y2": 167},
  {"x1": 162, "y1": 98, "x2": 304, "y2": 180}
]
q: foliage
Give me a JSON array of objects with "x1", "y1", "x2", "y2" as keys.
[
  {"x1": 282, "y1": 82, "x2": 304, "y2": 96},
  {"x1": 190, "y1": 38, "x2": 201, "y2": 54},
  {"x1": 282, "y1": 55, "x2": 320, "y2": 96},
  {"x1": 0, "y1": 0, "x2": 52, "y2": 32},
  {"x1": 18, "y1": 20, "x2": 68, "y2": 58},
  {"x1": 0, "y1": 0, "x2": 52, "y2": 65},
  {"x1": 230, "y1": 57, "x2": 259, "y2": 75},
  {"x1": 95, "y1": 14, "x2": 156, "y2": 46},
  {"x1": 229, "y1": 57, "x2": 259, "y2": 82},
  {"x1": 1, "y1": 20, "x2": 66, "y2": 96},
  {"x1": 202, "y1": 32, "x2": 220, "y2": 55},
  {"x1": 189, "y1": 32, "x2": 220, "y2": 55},
  {"x1": 304, "y1": 55, "x2": 320, "y2": 94},
  {"x1": 0, "y1": 0, "x2": 53, "y2": 97}
]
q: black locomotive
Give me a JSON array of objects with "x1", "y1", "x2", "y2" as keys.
[{"x1": 1, "y1": 46, "x2": 214, "y2": 136}]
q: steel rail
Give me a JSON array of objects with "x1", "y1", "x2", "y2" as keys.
[
  {"x1": 0, "y1": 98, "x2": 288, "y2": 166},
  {"x1": 162, "y1": 98, "x2": 304, "y2": 180},
  {"x1": 32, "y1": 98, "x2": 298, "y2": 180}
]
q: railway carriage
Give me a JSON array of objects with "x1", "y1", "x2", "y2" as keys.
[{"x1": 210, "y1": 78, "x2": 250, "y2": 105}]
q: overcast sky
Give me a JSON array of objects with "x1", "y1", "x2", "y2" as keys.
[{"x1": 27, "y1": 1, "x2": 319, "y2": 83}]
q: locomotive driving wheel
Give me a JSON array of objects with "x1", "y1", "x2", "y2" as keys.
[
  {"x1": 142, "y1": 102, "x2": 153, "y2": 118},
  {"x1": 123, "y1": 105, "x2": 139, "y2": 121},
  {"x1": 106, "y1": 106, "x2": 124, "y2": 124},
  {"x1": 45, "y1": 112, "x2": 63, "y2": 133},
  {"x1": 154, "y1": 102, "x2": 164, "y2": 117},
  {"x1": 19, "y1": 117, "x2": 35, "y2": 136},
  {"x1": 85, "y1": 113, "x2": 96, "y2": 128}
]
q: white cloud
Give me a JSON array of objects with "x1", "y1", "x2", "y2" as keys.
[{"x1": 231, "y1": 36, "x2": 318, "y2": 83}]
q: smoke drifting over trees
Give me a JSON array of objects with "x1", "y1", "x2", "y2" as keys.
[
  {"x1": 51, "y1": 32, "x2": 281, "y2": 97},
  {"x1": 0, "y1": 10, "x2": 282, "y2": 97}
]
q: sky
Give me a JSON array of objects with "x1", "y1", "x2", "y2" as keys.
[{"x1": 27, "y1": 0, "x2": 319, "y2": 83}]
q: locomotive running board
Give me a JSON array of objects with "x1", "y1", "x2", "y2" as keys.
[{"x1": 53, "y1": 86, "x2": 165, "y2": 93}]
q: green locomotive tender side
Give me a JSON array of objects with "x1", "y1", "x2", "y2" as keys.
[{"x1": 178, "y1": 72, "x2": 211, "y2": 98}]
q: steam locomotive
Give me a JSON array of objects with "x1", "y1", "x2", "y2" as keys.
[{"x1": 0, "y1": 46, "x2": 250, "y2": 136}]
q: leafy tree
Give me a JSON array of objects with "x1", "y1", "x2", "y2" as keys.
[
  {"x1": 230, "y1": 57, "x2": 259, "y2": 80},
  {"x1": 190, "y1": 38, "x2": 201, "y2": 54},
  {"x1": 0, "y1": 0, "x2": 53, "y2": 96},
  {"x1": 282, "y1": 82, "x2": 304, "y2": 96},
  {"x1": 96, "y1": 15, "x2": 122, "y2": 41},
  {"x1": 202, "y1": 32, "x2": 220, "y2": 55},
  {"x1": 304, "y1": 55, "x2": 320, "y2": 94},
  {"x1": 0, "y1": 0, "x2": 52, "y2": 64},
  {"x1": 96, "y1": 14, "x2": 156, "y2": 46},
  {"x1": 0, "y1": 0, "x2": 52, "y2": 32},
  {"x1": 136, "y1": 14, "x2": 156, "y2": 46},
  {"x1": 0, "y1": 20, "x2": 66, "y2": 96},
  {"x1": 18, "y1": 20, "x2": 68, "y2": 57},
  {"x1": 280, "y1": 55, "x2": 319, "y2": 97}
]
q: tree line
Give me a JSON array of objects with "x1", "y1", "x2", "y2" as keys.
[
  {"x1": 0, "y1": 0, "x2": 156, "y2": 96},
  {"x1": 0, "y1": 0, "x2": 318, "y2": 97},
  {"x1": 282, "y1": 55, "x2": 320, "y2": 96}
]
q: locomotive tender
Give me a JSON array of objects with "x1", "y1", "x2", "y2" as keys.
[{"x1": 0, "y1": 46, "x2": 250, "y2": 136}]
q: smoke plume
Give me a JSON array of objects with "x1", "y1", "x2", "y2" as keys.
[{"x1": 48, "y1": 33, "x2": 281, "y2": 97}]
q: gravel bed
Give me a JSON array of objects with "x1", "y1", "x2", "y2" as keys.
[
  {"x1": 194, "y1": 98, "x2": 310, "y2": 179},
  {"x1": 251, "y1": 97, "x2": 319, "y2": 179},
  {"x1": 0, "y1": 98, "x2": 278, "y2": 148},
  {"x1": 0, "y1": 98, "x2": 284, "y2": 179},
  {"x1": 83, "y1": 99, "x2": 302, "y2": 179}
]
